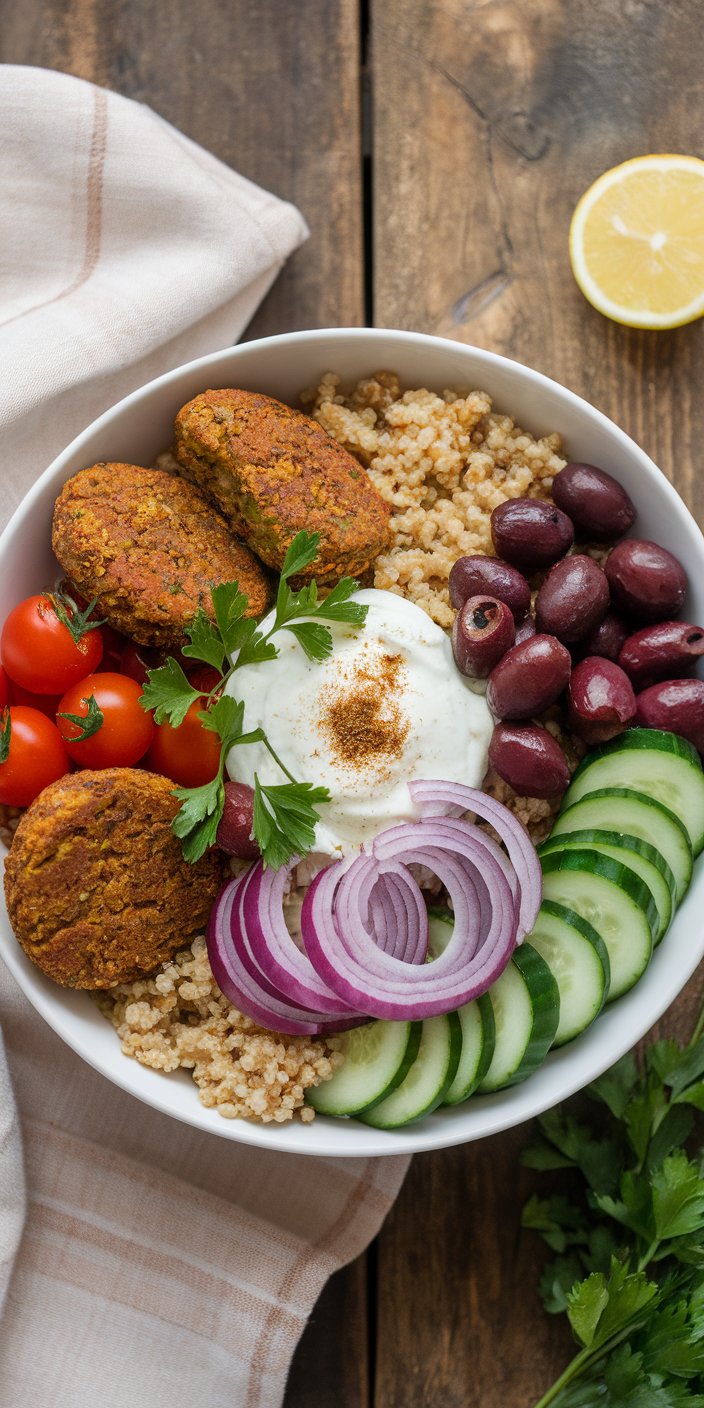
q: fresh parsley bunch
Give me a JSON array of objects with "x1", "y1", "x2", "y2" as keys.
[
  {"x1": 522, "y1": 1008, "x2": 704, "y2": 1407},
  {"x1": 138, "y1": 531, "x2": 368, "y2": 866}
]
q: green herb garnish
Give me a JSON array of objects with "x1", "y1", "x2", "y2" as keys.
[
  {"x1": 139, "y1": 531, "x2": 364, "y2": 867},
  {"x1": 522, "y1": 1003, "x2": 704, "y2": 1406}
]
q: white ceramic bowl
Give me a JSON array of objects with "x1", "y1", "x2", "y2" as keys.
[{"x1": 1, "y1": 328, "x2": 702, "y2": 1158}]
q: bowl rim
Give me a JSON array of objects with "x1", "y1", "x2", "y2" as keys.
[{"x1": 2, "y1": 325, "x2": 703, "y2": 1159}]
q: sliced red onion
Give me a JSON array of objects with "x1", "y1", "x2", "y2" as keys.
[
  {"x1": 301, "y1": 821, "x2": 518, "y2": 1019},
  {"x1": 335, "y1": 857, "x2": 428, "y2": 965},
  {"x1": 407, "y1": 779, "x2": 542, "y2": 940},
  {"x1": 207, "y1": 871, "x2": 362, "y2": 1035},
  {"x1": 242, "y1": 860, "x2": 356, "y2": 1016}
]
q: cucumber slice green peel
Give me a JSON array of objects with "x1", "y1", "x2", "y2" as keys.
[
  {"x1": 539, "y1": 828, "x2": 675, "y2": 943},
  {"x1": 525, "y1": 900, "x2": 610, "y2": 1047},
  {"x1": 553, "y1": 787, "x2": 692, "y2": 903},
  {"x1": 360, "y1": 1012, "x2": 463, "y2": 1129},
  {"x1": 565, "y1": 727, "x2": 704, "y2": 857},
  {"x1": 479, "y1": 945, "x2": 560, "y2": 1092},
  {"x1": 306, "y1": 1019, "x2": 421, "y2": 1117},
  {"x1": 426, "y1": 911, "x2": 496, "y2": 1103},
  {"x1": 540, "y1": 849, "x2": 655, "y2": 1001}
]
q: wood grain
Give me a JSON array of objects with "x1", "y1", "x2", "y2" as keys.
[
  {"x1": 372, "y1": 3, "x2": 704, "y2": 1404},
  {"x1": 0, "y1": 0, "x2": 365, "y2": 335},
  {"x1": 372, "y1": 0, "x2": 704, "y2": 515}
]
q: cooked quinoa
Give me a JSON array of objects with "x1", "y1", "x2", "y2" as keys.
[
  {"x1": 303, "y1": 371, "x2": 566, "y2": 629},
  {"x1": 96, "y1": 937, "x2": 343, "y2": 1124}
]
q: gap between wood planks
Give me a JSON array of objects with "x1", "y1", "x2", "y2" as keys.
[{"x1": 361, "y1": 0, "x2": 374, "y2": 326}]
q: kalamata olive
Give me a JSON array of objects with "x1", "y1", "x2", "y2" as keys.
[
  {"x1": 488, "y1": 723, "x2": 570, "y2": 799},
  {"x1": 578, "y1": 610, "x2": 630, "y2": 663},
  {"x1": 448, "y1": 555, "x2": 531, "y2": 622},
  {"x1": 490, "y1": 499, "x2": 574, "y2": 570},
  {"x1": 535, "y1": 555, "x2": 610, "y2": 643},
  {"x1": 605, "y1": 539, "x2": 687, "y2": 622},
  {"x1": 618, "y1": 620, "x2": 704, "y2": 689},
  {"x1": 567, "y1": 657, "x2": 637, "y2": 745},
  {"x1": 552, "y1": 462, "x2": 636, "y2": 542},
  {"x1": 452, "y1": 596, "x2": 515, "y2": 679},
  {"x1": 635, "y1": 679, "x2": 704, "y2": 753},
  {"x1": 486, "y1": 634, "x2": 572, "y2": 720},
  {"x1": 514, "y1": 613, "x2": 537, "y2": 645},
  {"x1": 216, "y1": 780, "x2": 260, "y2": 859}
]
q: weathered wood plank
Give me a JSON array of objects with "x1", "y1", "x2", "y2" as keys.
[
  {"x1": 0, "y1": 0, "x2": 365, "y2": 335},
  {"x1": 372, "y1": 0, "x2": 704, "y2": 516},
  {"x1": 285, "y1": 1252, "x2": 370, "y2": 1408},
  {"x1": 372, "y1": 2, "x2": 704, "y2": 1403}
]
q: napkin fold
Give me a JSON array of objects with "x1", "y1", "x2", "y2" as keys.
[{"x1": 0, "y1": 65, "x2": 409, "y2": 1407}]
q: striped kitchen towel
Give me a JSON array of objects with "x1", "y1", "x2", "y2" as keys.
[{"x1": 0, "y1": 65, "x2": 409, "y2": 1408}]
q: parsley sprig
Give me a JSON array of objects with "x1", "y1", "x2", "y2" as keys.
[
  {"x1": 522, "y1": 1002, "x2": 704, "y2": 1406},
  {"x1": 139, "y1": 531, "x2": 368, "y2": 867}
]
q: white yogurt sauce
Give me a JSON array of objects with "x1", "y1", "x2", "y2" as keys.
[{"x1": 225, "y1": 588, "x2": 493, "y2": 857}]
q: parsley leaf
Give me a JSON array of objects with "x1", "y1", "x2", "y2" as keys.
[
  {"x1": 57, "y1": 693, "x2": 104, "y2": 741},
  {"x1": 279, "y1": 530, "x2": 321, "y2": 582},
  {"x1": 283, "y1": 621, "x2": 335, "y2": 661},
  {"x1": 253, "y1": 777, "x2": 331, "y2": 870},
  {"x1": 313, "y1": 575, "x2": 369, "y2": 625},
  {"x1": 181, "y1": 607, "x2": 227, "y2": 672},
  {"x1": 139, "y1": 658, "x2": 201, "y2": 726},
  {"x1": 525, "y1": 1007, "x2": 704, "y2": 1408},
  {"x1": 171, "y1": 775, "x2": 225, "y2": 863}
]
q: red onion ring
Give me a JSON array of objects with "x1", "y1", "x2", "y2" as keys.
[
  {"x1": 207, "y1": 870, "x2": 362, "y2": 1035},
  {"x1": 242, "y1": 860, "x2": 356, "y2": 1016},
  {"x1": 408, "y1": 779, "x2": 542, "y2": 940},
  {"x1": 301, "y1": 821, "x2": 518, "y2": 1019}
]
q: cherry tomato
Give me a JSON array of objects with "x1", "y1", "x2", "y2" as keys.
[
  {"x1": 8, "y1": 679, "x2": 62, "y2": 717},
  {"x1": 1, "y1": 594, "x2": 104, "y2": 694},
  {"x1": 145, "y1": 699, "x2": 221, "y2": 788},
  {"x1": 0, "y1": 666, "x2": 9, "y2": 710},
  {"x1": 56, "y1": 672, "x2": 154, "y2": 768},
  {"x1": 0, "y1": 707, "x2": 70, "y2": 806}
]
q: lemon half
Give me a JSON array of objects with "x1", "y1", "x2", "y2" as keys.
[{"x1": 569, "y1": 154, "x2": 704, "y2": 329}]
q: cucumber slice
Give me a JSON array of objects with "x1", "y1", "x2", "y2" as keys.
[
  {"x1": 539, "y1": 829, "x2": 675, "y2": 944},
  {"x1": 306, "y1": 1019, "x2": 421, "y2": 1117},
  {"x1": 479, "y1": 945, "x2": 559, "y2": 1092},
  {"x1": 552, "y1": 788, "x2": 693, "y2": 904},
  {"x1": 540, "y1": 849, "x2": 655, "y2": 1000},
  {"x1": 427, "y1": 911, "x2": 495, "y2": 1103},
  {"x1": 526, "y1": 900, "x2": 610, "y2": 1046},
  {"x1": 565, "y1": 728, "x2": 704, "y2": 856},
  {"x1": 443, "y1": 995, "x2": 495, "y2": 1104},
  {"x1": 360, "y1": 1013, "x2": 462, "y2": 1128}
]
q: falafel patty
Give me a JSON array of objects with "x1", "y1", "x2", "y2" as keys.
[
  {"x1": 4, "y1": 768, "x2": 227, "y2": 989},
  {"x1": 173, "y1": 388, "x2": 391, "y2": 582},
  {"x1": 52, "y1": 462, "x2": 271, "y2": 648}
]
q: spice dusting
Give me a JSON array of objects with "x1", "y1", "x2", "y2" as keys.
[{"x1": 319, "y1": 647, "x2": 410, "y2": 772}]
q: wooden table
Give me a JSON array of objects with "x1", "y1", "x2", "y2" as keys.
[{"x1": 2, "y1": 2, "x2": 703, "y2": 1402}]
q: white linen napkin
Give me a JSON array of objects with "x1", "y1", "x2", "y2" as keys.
[{"x1": 0, "y1": 65, "x2": 410, "y2": 1407}]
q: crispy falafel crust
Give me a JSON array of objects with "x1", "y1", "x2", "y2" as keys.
[
  {"x1": 52, "y1": 462, "x2": 272, "y2": 648},
  {"x1": 4, "y1": 769, "x2": 227, "y2": 989},
  {"x1": 173, "y1": 388, "x2": 391, "y2": 582}
]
